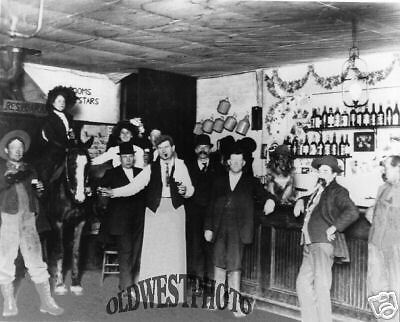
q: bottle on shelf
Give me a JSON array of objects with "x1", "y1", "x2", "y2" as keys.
[
  {"x1": 310, "y1": 108, "x2": 317, "y2": 128},
  {"x1": 291, "y1": 136, "x2": 299, "y2": 156},
  {"x1": 302, "y1": 135, "x2": 310, "y2": 156},
  {"x1": 370, "y1": 103, "x2": 377, "y2": 126},
  {"x1": 334, "y1": 107, "x2": 341, "y2": 127},
  {"x1": 377, "y1": 103, "x2": 385, "y2": 126},
  {"x1": 327, "y1": 107, "x2": 335, "y2": 127},
  {"x1": 345, "y1": 134, "x2": 351, "y2": 156},
  {"x1": 341, "y1": 108, "x2": 349, "y2": 127},
  {"x1": 315, "y1": 108, "x2": 322, "y2": 128},
  {"x1": 350, "y1": 107, "x2": 357, "y2": 127},
  {"x1": 356, "y1": 106, "x2": 363, "y2": 127},
  {"x1": 298, "y1": 139, "x2": 303, "y2": 156},
  {"x1": 386, "y1": 101, "x2": 393, "y2": 126},
  {"x1": 339, "y1": 134, "x2": 346, "y2": 156},
  {"x1": 317, "y1": 134, "x2": 324, "y2": 156},
  {"x1": 393, "y1": 102, "x2": 400, "y2": 126},
  {"x1": 283, "y1": 136, "x2": 291, "y2": 151},
  {"x1": 310, "y1": 134, "x2": 317, "y2": 155},
  {"x1": 362, "y1": 105, "x2": 370, "y2": 127},
  {"x1": 331, "y1": 133, "x2": 338, "y2": 156},
  {"x1": 324, "y1": 135, "x2": 331, "y2": 156},
  {"x1": 321, "y1": 106, "x2": 328, "y2": 128}
]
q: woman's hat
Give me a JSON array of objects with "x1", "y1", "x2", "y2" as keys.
[
  {"x1": 0, "y1": 130, "x2": 31, "y2": 160},
  {"x1": 270, "y1": 144, "x2": 292, "y2": 157},
  {"x1": 113, "y1": 120, "x2": 139, "y2": 139},
  {"x1": 46, "y1": 86, "x2": 78, "y2": 110},
  {"x1": 194, "y1": 134, "x2": 213, "y2": 147},
  {"x1": 237, "y1": 137, "x2": 257, "y2": 154},
  {"x1": 117, "y1": 142, "x2": 136, "y2": 155},
  {"x1": 311, "y1": 155, "x2": 343, "y2": 173}
]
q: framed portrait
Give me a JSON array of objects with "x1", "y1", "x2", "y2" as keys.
[
  {"x1": 261, "y1": 144, "x2": 268, "y2": 159},
  {"x1": 354, "y1": 132, "x2": 375, "y2": 152}
]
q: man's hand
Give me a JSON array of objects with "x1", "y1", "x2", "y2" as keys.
[
  {"x1": 204, "y1": 230, "x2": 213, "y2": 242},
  {"x1": 264, "y1": 199, "x2": 275, "y2": 215},
  {"x1": 97, "y1": 187, "x2": 114, "y2": 198},
  {"x1": 36, "y1": 180, "x2": 44, "y2": 192},
  {"x1": 177, "y1": 182, "x2": 187, "y2": 196},
  {"x1": 293, "y1": 199, "x2": 304, "y2": 217},
  {"x1": 365, "y1": 206, "x2": 374, "y2": 224},
  {"x1": 326, "y1": 225, "x2": 337, "y2": 242}
]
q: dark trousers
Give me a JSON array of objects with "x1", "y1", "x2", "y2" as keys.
[
  {"x1": 186, "y1": 204, "x2": 213, "y2": 280},
  {"x1": 115, "y1": 222, "x2": 144, "y2": 291}
]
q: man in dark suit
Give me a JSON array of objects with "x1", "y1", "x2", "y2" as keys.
[
  {"x1": 204, "y1": 145, "x2": 276, "y2": 317},
  {"x1": 99, "y1": 142, "x2": 145, "y2": 294},
  {"x1": 185, "y1": 134, "x2": 223, "y2": 294},
  {"x1": 293, "y1": 155, "x2": 359, "y2": 322}
]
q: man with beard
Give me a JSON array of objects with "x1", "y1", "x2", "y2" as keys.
[
  {"x1": 366, "y1": 155, "x2": 400, "y2": 322},
  {"x1": 293, "y1": 155, "x2": 359, "y2": 322},
  {"x1": 185, "y1": 134, "x2": 223, "y2": 294}
]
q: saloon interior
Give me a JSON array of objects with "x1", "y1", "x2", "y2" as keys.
[{"x1": 1, "y1": 1, "x2": 400, "y2": 321}]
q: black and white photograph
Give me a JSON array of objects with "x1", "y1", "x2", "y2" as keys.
[{"x1": 0, "y1": 1, "x2": 399, "y2": 322}]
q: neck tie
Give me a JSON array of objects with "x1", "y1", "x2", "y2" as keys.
[
  {"x1": 165, "y1": 163, "x2": 170, "y2": 187},
  {"x1": 201, "y1": 162, "x2": 207, "y2": 172}
]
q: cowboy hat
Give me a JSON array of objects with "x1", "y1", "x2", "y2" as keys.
[
  {"x1": 0, "y1": 130, "x2": 31, "y2": 160},
  {"x1": 311, "y1": 155, "x2": 343, "y2": 173}
]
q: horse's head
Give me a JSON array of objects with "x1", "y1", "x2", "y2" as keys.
[{"x1": 66, "y1": 137, "x2": 93, "y2": 204}]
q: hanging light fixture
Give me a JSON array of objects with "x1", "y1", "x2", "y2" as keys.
[{"x1": 342, "y1": 17, "x2": 368, "y2": 108}]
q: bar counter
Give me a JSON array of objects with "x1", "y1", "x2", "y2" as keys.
[{"x1": 241, "y1": 205, "x2": 374, "y2": 321}]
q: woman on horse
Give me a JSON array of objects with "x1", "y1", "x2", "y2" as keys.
[{"x1": 40, "y1": 86, "x2": 78, "y2": 186}]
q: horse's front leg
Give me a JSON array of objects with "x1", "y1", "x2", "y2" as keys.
[
  {"x1": 70, "y1": 219, "x2": 86, "y2": 296},
  {"x1": 53, "y1": 221, "x2": 68, "y2": 295}
]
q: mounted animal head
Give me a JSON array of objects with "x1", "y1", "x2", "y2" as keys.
[{"x1": 65, "y1": 137, "x2": 94, "y2": 204}]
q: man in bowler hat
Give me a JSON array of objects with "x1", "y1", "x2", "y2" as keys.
[
  {"x1": 293, "y1": 155, "x2": 359, "y2": 322},
  {"x1": 98, "y1": 142, "x2": 146, "y2": 295},
  {"x1": 185, "y1": 134, "x2": 224, "y2": 294}
]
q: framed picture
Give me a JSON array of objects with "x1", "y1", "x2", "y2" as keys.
[
  {"x1": 354, "y1": 132, "x2": 375, "y2": 152},
  {"x1": 261, "y1": 144, "x2": 268, "y2": 159}
]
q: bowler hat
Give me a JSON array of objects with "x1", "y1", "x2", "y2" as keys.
[
  {"x1": 311, "y1": 155, "x2": 342, "y2": 173},
  {"x1": 194, "y1": 134, "x2": 213, "y2": 147},
  {"x1": 0, "y1": 130, "x2": 31, "y2": 160},
  {"x1": 219, "y1": 135, "x2": 235, "y2": 156},
  {"x1": 118, "y1": 142, "x2": 135, "y2": 155}
]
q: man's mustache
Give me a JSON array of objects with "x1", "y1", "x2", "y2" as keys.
[{"x1": 317, "y1": 178, "x2": 327, "y2": 188}]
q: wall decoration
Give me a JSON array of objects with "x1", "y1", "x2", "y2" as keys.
[{"x1": 354, "y1": 132, "x2": 375, "y2": 152}]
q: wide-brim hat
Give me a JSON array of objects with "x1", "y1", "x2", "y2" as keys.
[
  {"x1": 46, "y1": 86, "x2": 78, "y2": 110},
  {"x1": 311, "y1": 155, "x2": 343, "y2": 173},
  {"x1": 113, "y1": 120, "x2": 139, "y2": 138},
  {"x1": 219, "y1": 135, "x2": 235, "y2": 156},
  {"x1": 270, "y1": 144, "x2": 292, "y2": 157},
  {"x1": 0, "y1": 130, "x2": 31, "y2": 160},
  {"x1": 117, "y1": 142, "x2": 136, "y2": 155},
  {"x1": 238, "y1": 137, "x2": 257, "y2": 154},
  {"x1": 194, "y1": 134, "x2": 213, "y2": 147}
]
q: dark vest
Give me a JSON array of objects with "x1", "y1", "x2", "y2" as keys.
[{"x1": 146, "y1": 160, "x2": 184, "y2": 212}]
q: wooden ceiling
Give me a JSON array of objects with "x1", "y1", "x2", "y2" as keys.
[{"x1": 1, "y1": 0, "x2": 400, "y2": 78}]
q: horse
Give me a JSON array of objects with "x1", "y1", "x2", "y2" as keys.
[{"x1": 44, "y1": 138, "x2": 94, "y2": 296}]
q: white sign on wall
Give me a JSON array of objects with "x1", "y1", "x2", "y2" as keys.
[{"x1": 23, "y1": 63, "x2": 120, "y2": 123}]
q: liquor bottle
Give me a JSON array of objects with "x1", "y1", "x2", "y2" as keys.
[
  {"x1": 298, "y1": 139, "x2": 303, "y2": 156},
  {"x1": 345, "y1": 134, "x2": 351, "y2": 156},
  {"x1": 321, "y1": 106, "x2": 328, "y2": 128},
  {"x1": 315, "y1": 108, "x2": 322, "y2": 128},
  {"x1": 356, "y1": 106, "x2": 363, "y2": 127},
  {"x1": 370, "y1": 103, "x2": 377, "y2": 126},
  {"x1": 310, "y1": 108, "x2": 317, "y2": 128},
  {"x1": 283, "y1": 136, "x2": 291, "y2": 149},
  {"x1": 327, "y1": 108, "x2": 335, "y2": 127},
  {"x1": 310, "y1": 135, "x2": 317, "y2": 155},
  {"x1": 362, "y1": 106, "x2": 370, "y2": 127},
  {"x1": 302, "y1": 135, "x2": 310, "y2": 155},
  {"x1": 324, "y1": 135, "x2": 331, "y2": 156},
  {"x1": 341, "y1": 109, "x2": 349, "y2": 127},
  {"x1": 386, "y1": 101, "x2": 393, "y2": 125},
  {"x1": 331, "y1": 133, "x2": 338, "y2": 156},
  {"x1": 334, "y1": 107, "x2": 341, "y2": 127},
  {"x1": 350, "y1": 107, "x2": 357, "y2": 127},
  {"x1": 339, "y1": 134, "x2": 346, "y2": 156},
  {"x1": 291, "y1": 136, "x2": 299, "y2": 156},
  {"x1": 317, "y1": 135, "x2": 324, "y2": 156},
  {"x1": 393, "y1": 102, "x2": 400, "y2": 125},
  {"x1": 377, "y1": 103, "x2": 385, "y2": 126}
]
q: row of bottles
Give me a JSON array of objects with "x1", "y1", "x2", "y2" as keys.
[
  {"x1": 310, "y1": 102, "x2": 400, "y2": 128},
  {"x1": 283, "y1": 133, "x2": 351, "y2": 157}
]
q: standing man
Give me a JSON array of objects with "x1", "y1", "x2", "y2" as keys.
[
  {"x1": 204, "y1": 145, "x2": 276, "y2": 317},
  {"x1": 102, "y1": 134, "x2": 194, "y2": 303},
  {"x1": 185, "y1": 134, "x2": 223, "y2": 294},
  {"x1": 0, "y1": 130, "x2": 63, "y2": 317},
  {"x1": 99, "y1": 142, "x2": 145, "y2": 295},
  {"x1": 293, "y1": 155, "x2": 359, "y2": 322},
  {"x1": 366, "y1": 155, "x2": 400, "y2": 322}
]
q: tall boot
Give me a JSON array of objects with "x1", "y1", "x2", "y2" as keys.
[
  {"x1": 1, "y1": 283, "x2": 18, "y2": 317},
  {"x1": 34, "y1": 281, "x2": 64, "y2": 316},
  {"x1": 227, "y1": 270, "x2": 245, "y2": 318}
]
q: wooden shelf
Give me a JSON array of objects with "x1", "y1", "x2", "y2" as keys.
[
  {"x1": 294, "y1": 154, "x2": 351, "y2": 159},
  {"x1": 304, "y1": 125, "x2": 400, "y2": 132}
]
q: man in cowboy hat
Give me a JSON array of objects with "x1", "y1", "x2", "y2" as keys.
[
  {"x1": 98, "y1": 142, "x2": 146, "y2": 295},
  {"x1": 185, "y1": 134, "x2": 224, "y2": 294},
  {"x1": 293, "y1": 155, "x2": 359, "y2": 322},
  {"x1": 0, "y1": 130, "x2": 63, "y2": 317}
]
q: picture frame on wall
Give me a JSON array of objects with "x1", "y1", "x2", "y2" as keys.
[
  {"x1": 261, "y1": 144, "x2": 268, "y2": 159},
  {"x1": 354, "y1": 132, "x2": 375, "y2": 152}
]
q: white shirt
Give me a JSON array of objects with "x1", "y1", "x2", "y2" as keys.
[
  {"x1": 197, "y1": 158, "x2": 209, "y2": 171},
  {"x1": 160, "y1": 159, "x2": 173, "y2": 197},
  {"x1": 92, "y1": 145, "x2": 145, "y2": 168},
  {"x1": 229, "y1": 171, "x2": 242, "y2": 191},
  {"x1": 122, "y1": 167, "x2": 135, "y2": 183},
  {"x1": 112, "y1": 158, "x2": 194, "y2": 199},
  {"x1": 301, "y1": 185, "x2": 324, "y2": 245}
]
